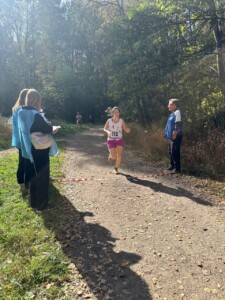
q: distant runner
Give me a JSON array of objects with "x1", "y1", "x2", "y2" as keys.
[{"x1": 76, "y1": 112, "x2": 82, "y2": 125}]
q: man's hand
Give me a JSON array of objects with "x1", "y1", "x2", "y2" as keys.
[{"x1": 172, "y1": 130, "x2": 178, "y2": 141}]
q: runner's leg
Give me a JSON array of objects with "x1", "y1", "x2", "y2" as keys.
[
  {"x1": 108, "y1": 147, "x2": 117, "y2": 162},
  {"x1": 115, "y1": 146, "x2": 123, "y2": 168}
]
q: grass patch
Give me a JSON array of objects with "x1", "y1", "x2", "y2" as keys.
[
  {"x1": 0, "y1": 152, "x2": 71, "y2": 299},
  {"x1": 52, "y1": 120, "x2": 88, "y2": 138},
  {"x1": 0, "y1": 121, "x2": 87, "y2": 298}
]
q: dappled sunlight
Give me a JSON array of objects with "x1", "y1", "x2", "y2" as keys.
[{"x1": 63, "y1": 126, "x2": 162, "y2": 175}]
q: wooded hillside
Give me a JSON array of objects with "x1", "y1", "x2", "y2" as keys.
[{"x1": 1, "y1": 0, "x2": 225, "y2": 128}]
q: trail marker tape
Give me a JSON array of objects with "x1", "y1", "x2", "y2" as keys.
[{"x1": 54, "y1": 172, "x2": 173, "y2": 184}]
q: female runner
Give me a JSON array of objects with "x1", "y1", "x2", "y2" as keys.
[{"x1": 104, "y1": 106, "x2": 131, "y2": 174}]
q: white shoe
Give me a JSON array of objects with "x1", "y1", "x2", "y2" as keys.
[{"x1": 114, "y1": 167, "x2": 119, "y2": 174}]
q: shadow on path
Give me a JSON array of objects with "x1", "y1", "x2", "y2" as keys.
[
  {"x1": 41, "y1": 184, "x2": 152, "y2": 300},
  {"x1": 120, "y1": 173, "x2": 213, "y2": 206}
]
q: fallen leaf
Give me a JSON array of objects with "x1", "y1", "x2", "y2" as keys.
[
  {"x1": 197, "y1": 261, "x2": 203, "y2": 268},
  {"x1": 77, "y1": 290, "x2": 83, "y2": 296},
  {"x1": 121, "y1": 260, "x2": 129, "y2": 268},
  {"x1": 202, "y1": 269, "x2": 211, "y2": 276}
]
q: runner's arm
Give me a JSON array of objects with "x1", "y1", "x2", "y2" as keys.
[
  {"x1": 103, "y1": 120, "x2": 111, "y2": 136},
  {"x1": 122, "y1": 120, "x2": 131, "y2": 133}
]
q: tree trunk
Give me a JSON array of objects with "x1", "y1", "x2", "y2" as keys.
[
  {"x1": 142, "y1": 96, "x2": 151, "y2": 124},
  {"x1": 135, "y1": 95, "x2": 146, "y2": 127},
  {"x1": 210, "y1": 0, "x2": 225, "y2": 83}
]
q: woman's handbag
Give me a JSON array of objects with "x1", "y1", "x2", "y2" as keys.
[{"x1": 31, "y1": 132, "x2": 52, "y2": 149}]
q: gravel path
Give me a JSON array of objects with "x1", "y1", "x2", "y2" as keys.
[{"x1": 60, "y1": 127, "x2": 225, "y2": 300}]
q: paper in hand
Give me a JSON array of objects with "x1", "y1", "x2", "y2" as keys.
[{"x1": 53, "y1": 125, "x2": 61, "y2": 131}]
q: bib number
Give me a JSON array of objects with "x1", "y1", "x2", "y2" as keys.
[{"x1": 112, "y1": 131, "x2": 118, "y2": 137}]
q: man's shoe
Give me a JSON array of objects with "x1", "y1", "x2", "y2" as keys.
[
  {"x1": 167, "y1": 166, "x2": 174, "y2": 171},
  {"x1": 171, "y1": 169, "x2": 181, "y2": 174}
]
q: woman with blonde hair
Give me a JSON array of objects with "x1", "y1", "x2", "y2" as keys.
[
  {"x1": 12, "y1": 88, "x2": 29, "y2": 190},
  {"x1": 18, "y1": 88, "x2": 59, "y2": 211},
  {"x1": 104, "y1": 106, "x2": 131, "y2": 174}
]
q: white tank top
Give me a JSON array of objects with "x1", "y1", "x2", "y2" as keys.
[{"x1": 108, "y1": 118, "x2": 123, "y2": 140}]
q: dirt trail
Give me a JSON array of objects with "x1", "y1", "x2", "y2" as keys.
[
  {"x1": 60, "y1": 126, "x2": 225, "y2": 300},
  {"x1": 0, "y1": 148, "x2": 16, "y2": 157}
]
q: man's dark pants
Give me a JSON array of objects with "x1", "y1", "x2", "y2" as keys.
[{"x1": 168, "y1": 135, "x2": 182, "y2": 171}]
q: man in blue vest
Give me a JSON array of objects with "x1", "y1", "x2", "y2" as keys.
[{"x1": 164, "y1": 98, "x2": 183, "y2": 173}]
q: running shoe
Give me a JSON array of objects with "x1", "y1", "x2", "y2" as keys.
[{"x1": 114, "y1": 167, "x2": 119, "y2": 174}]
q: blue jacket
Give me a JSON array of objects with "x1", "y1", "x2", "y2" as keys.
[
  {"x1": 12, "y1": 107, "x2": 22, "y2": 148},
  {"x1": 164, "y1": 110, "x2": 183, "y2": 140},
  {"x1": 18, "y1": 108, "x2": 59, "y2": 162}
]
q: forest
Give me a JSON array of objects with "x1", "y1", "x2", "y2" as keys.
[{"x1": 1, "y1": 0, "x2": 225, "y2": 177}]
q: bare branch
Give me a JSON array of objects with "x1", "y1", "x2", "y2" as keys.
[{"x1": 209, "y1": 66, "x2": 219, "y2": 74}]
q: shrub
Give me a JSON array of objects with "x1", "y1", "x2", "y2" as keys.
[
  {"x1": 0, "y1": 116, "x2": 11, "y2": 150},
  {"x1": 126, "y1": 124, "x2": 225, "y2": 180},
  {"x1": 183, "y1": 130, "x2": 225, "y2": 179},
  {"x1": 125, "y1": 123, "x2": 168, "y2": 162}
]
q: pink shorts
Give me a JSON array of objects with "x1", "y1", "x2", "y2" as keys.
[{"x1": 107, "y1": 139, "x2": 124, "y2": 148}]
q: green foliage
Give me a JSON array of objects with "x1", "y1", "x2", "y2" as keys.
[
  {"x1": 0, "y1": 0, "x2": 225, "y2": 172},
  {"x1": 52, "y1": 119, "x2": 89, "y2": 137}
]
